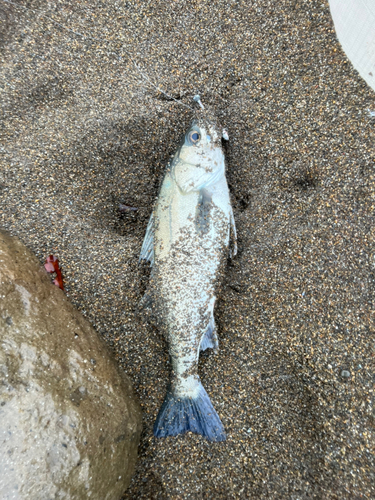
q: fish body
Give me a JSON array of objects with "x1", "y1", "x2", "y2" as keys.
[{"x1": 139, "y1": 108, "x2": 236, "y2": 441}]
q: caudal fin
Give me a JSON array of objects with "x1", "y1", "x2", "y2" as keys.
[{"x1": 153, "y1": 382, "x2": 226, "y2": 442}]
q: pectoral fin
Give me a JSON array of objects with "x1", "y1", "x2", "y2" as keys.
[{"x1": 139, "y1": 212, "x2": 154, "y2": 266}]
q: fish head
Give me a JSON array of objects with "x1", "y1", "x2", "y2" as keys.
[
  {"x1": 184, "y1": 109, "x2": 227, "y2": 148},
  {"x1": 171, "y1": 107, "x2": 229, "y2": 193}
]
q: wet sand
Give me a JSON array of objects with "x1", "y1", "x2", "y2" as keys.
[{"x1": 1, "y1": 0, "x2": 374, "y2": 498}]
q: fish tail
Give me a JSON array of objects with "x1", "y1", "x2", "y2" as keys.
[{"x1": 153, "y1": 381, "x2": 226, "y2": 442}]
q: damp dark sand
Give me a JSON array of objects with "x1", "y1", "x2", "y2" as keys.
[{"x1": 1, "y1": 1, "x2": 374, "y2": 498}]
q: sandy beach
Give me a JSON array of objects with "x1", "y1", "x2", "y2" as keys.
[{"x1": 1, "y1": 0, "x2": 374, "y2": 498}]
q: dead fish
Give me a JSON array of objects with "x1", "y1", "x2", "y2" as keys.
[{"x1": 139, "y1": 98, "x2": 237, "y2": 441}]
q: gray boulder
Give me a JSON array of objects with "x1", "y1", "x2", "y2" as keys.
[{"x1": 0, "y1": 230, "x2": 142, "y2": 500}]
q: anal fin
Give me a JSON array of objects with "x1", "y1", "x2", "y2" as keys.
[{"x1": 200, "y1": 312, "x2": 219, "y2": 352}]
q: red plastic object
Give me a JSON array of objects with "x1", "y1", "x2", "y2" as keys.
[{"x1": 44, "y1": 255, "x2": 64, "y2": 290}]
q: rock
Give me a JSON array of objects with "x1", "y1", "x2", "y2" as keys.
[{"x1": 0, "y1": 230, "x2": 142, "y2": 500}]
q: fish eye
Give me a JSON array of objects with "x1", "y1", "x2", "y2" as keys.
[{"x1": 188, "y1": 130, "x2": 201, "y2": 144}]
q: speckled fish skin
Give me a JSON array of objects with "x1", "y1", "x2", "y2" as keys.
[{"x1": 139, "y1": 107, "x2": 237, "y2": 441}]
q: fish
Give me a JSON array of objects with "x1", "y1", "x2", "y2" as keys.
[{"x1": 139, "y1": 101, "x2": 237, "y2": 441}]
